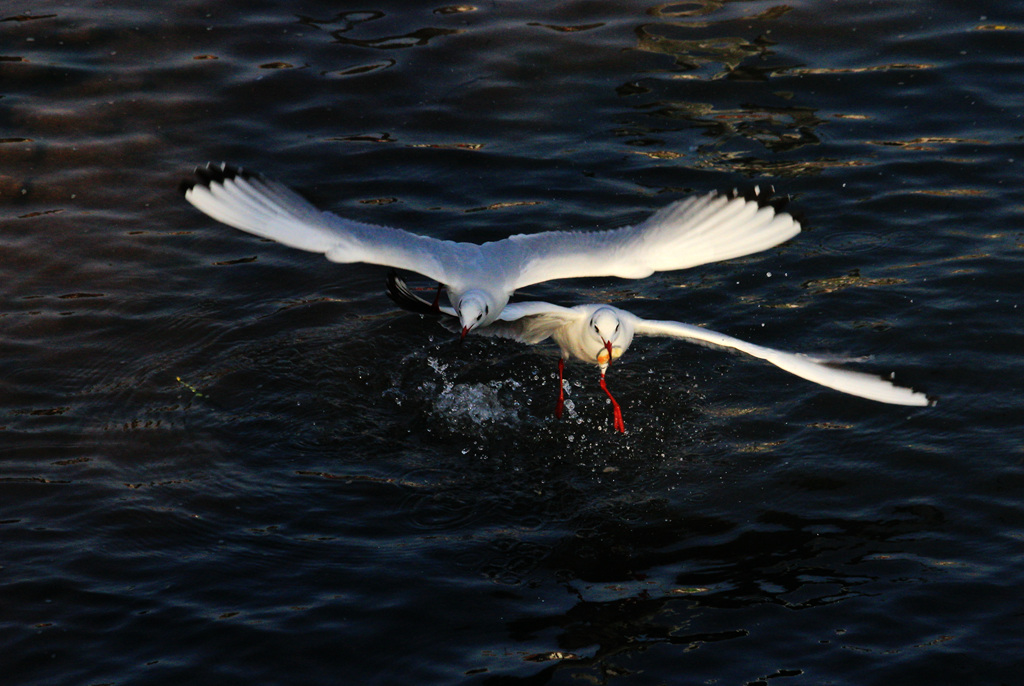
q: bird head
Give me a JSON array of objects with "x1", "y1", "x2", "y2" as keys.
[
  {"x1": 457, "y1": 291, "x2": 492, "y2": 339},
  {"x1": 589, "y1": 307, "x2": 625, "y2": 373}
]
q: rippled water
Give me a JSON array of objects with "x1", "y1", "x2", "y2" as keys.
[{"x1": 3, "y1": 1, "x2": 1023, "y2": 684}]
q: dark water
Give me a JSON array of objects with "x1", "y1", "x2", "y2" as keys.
[{"x1": 3, "y1": 1, "x2": 1023, "y2": 684}]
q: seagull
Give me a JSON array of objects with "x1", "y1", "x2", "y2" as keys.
[
  {"x1": 386, "y1": 272, "x2": 933, "y2": 433},
  {"x1": 181, "y1": 163, "x2": 800, "y2": 336}
]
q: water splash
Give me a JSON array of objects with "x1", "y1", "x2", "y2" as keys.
[
  {"x1": 432, "y1": 382, "x2": 519, "y2": 428},
  {"x1": 423, "y1": 356, "x2": 521, "y2": 431}
]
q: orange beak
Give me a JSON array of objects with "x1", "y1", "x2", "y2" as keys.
[{"x1": 597, "y1": 340, "x2": 613, "y2": 369}]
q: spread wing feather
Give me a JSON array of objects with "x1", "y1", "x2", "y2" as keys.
[
  {"x1": 183, "y1": 164, "x2": 472, "y2": 286},
  {"x1": 185, "y1": 165, "x2": 800, "y2": 298},
  {"x1": 496, "y1": 191, "x2": 800, "y2": 290},
  {"x1": 633, "y1": 318, "x2": 932, "y2": 406}
]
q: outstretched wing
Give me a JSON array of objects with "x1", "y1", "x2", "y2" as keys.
[
  {"x1": 489, "y1": 189, "x2": 800, "y2": 291},
  {"x1": 633, "y1": 318, "x2": 932, "y2": 406},
  {"x1": 182, "y1": 163, "x2": 474, "y2": 286}
]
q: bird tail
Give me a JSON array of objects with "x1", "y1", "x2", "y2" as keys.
[{"x1": 386, "y1": 271, "x2": 457, "y2": 317}]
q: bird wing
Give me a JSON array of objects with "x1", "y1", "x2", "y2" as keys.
[
  {"x1": 486, "y1": 302, "x2": 581, "y2": 344},
  {"x1": 633, "y1": 318, "x2": 932, "y2": 406},
  {"x1": 182, "y1": 164, "x2": 474, "y2": 286},
  {"x1": 385, "y1": 271, "x2": 576, "y2": 344},
  {"x1": 488, "y1": 190, "x2": 800, "y2": 291}
]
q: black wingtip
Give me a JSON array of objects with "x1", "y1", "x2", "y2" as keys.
[
  {"x1": 727, "y1": 184, "x2": 795, "y2": 216},
  {"x1": 180, "y1": 162, "x2": 253, "y2": 195},
  {"x1": 881, "y1": 371, "x2": 936, "y2": 408}
]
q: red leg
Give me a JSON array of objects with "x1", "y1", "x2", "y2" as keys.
[
  {"x1": 599, "y1": 374, "x2": 625, "y2": 433},
  {"x1": 555, "y1": 358, "x2": 565, "y2": 419}
]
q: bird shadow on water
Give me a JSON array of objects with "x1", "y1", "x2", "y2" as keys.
[
  {"x1": 174, "y1": 317, "x2": 950, "y2": 684},
  {"x1": 357, "y1": 339, "x2": 948, "y2": 684},
  {"x1": 463, "y1": 502, "x2": 948, "y2": 685},
  {"x1": 326, "y1": 330, "x2": 952, "y2": 684},
  {"x1": 204, "y1": 313, "x2": 790, "y2": 522}
]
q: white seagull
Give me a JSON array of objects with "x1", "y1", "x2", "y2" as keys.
[
  {"x1": 386, "y1": 272, "x2": 933, "y2": 433},
  {"x1": 181, "y1": 163, "x2": 800, "y2": 336}
]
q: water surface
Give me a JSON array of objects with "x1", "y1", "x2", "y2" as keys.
[{"x1": 2, "y1": 1, "x2": 1023, "y2": 684}]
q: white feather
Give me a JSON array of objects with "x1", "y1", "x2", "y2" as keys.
[
  {"x1": 386, "y1": 273, "x2": 932, "y2": 408},
  {"x1": 183, "y1": 163, "x2": 800, "y2": 333},
  {"x1": 633, "y1": 318, "x2": 931, "y2": 406}
]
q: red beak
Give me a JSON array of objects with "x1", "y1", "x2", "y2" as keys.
[{"x1": 461, "y1": 326, "x2": 469, "y2": 340}]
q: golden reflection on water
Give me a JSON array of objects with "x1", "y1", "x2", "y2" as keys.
[
  {"x1": 802, "y1": 270, "x2": 907, "y2": 295},
  {"x1": 791, "y1": 64, "x2": 932, "y2": 75},
  {"x1": 635, "y1": 29, "x2": 767, "y2": 74},
  {"x1": 867, "y1": 137, "x2": 989, "y2": 150}
]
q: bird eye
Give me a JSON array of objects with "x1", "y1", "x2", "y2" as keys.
[{"x1": 615, "y1": 323, "x2": 620, "y2": 332}]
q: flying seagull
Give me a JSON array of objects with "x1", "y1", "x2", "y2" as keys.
[
  {"x1": 386, "y1": 272, "x2": 933, "y2": 433},
  {"x1": 181, "y1": 163, "x2": 800, "y2": 336}
]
